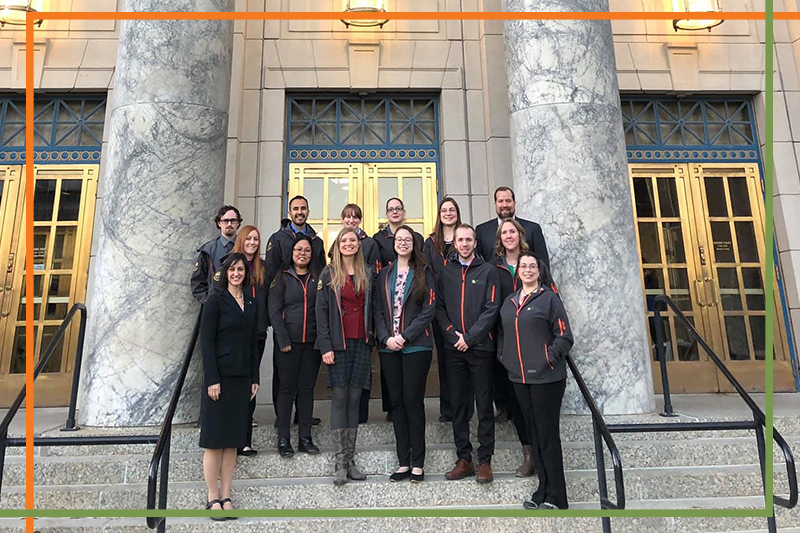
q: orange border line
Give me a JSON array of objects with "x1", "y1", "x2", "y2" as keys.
[
  {"x1": 774, "y1": 12, "x2": 800, "y2": 19},
  {"x1": 32, "y1": 11, "x2": 763, "y2": 21},
  {"x1": 21, "y1": 8, "x2": 768, "y2": 533}
]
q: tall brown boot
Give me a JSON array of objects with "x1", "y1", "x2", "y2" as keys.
[
  {"x1": 345, "y1": 427, "x2": 366, "y2": 480},
  {"x1": 332, "y1": 428, "x2": 348, "y2": 486},
  {"x1": 516, "y1": 445, "x2": 536, "y2": 477}
]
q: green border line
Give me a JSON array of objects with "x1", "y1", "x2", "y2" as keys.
[
  {"x1": 18, "y1": 9, "x2": 783, "y2": 523},
  {"x1": 765, "y1": 0, "x2": 775, "y2": 521}
]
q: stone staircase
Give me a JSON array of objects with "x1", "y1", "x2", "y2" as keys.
[{"x1": 0, "y1": 407, "x2": 798, "y2": 533}]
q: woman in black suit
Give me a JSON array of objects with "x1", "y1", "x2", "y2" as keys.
[{"x1": 200, "y1": 253, "x2": 260, "y2": 516}]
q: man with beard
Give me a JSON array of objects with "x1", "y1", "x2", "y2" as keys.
[
  {"x1": 475, "y1": 187, "x2": 549, "y2": 268},
  {"x1": 265, "y1": 195, "x2": 327, "y2": 426},
  {"x1": 191, "y1": 205, "x2": 242, "y2": 303}
]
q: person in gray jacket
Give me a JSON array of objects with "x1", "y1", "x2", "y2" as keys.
[{"x1": 497, "y1": 252, "x2": 573, "y2": 511}]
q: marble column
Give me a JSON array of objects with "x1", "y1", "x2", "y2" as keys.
[
  {"x1": 503, "y1": 0, "x2": 655, "y2": 414},
  {"x1": 79, "y1": 0, "x2": 235, "y2": 426}
]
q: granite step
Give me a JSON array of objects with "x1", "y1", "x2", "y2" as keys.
[
  {"x1": 18, "y1": 414, "x2": 800, "y2": 458},
  {"x1": 1, "y1": 496, "x2": 798, "y2": 532},
  {"x1": 0, "y1": 463, "x2": 790, "y2": 510},
  {"x1": 8, "y1": 436, "x2": 798, "y2": 487}
]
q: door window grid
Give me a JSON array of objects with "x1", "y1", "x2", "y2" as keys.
[
  {"x1": 700, "y1": 171, "x2": 766, "y2": 362},
  {"x1": 632, "y1": 171, "x2": 701, "y2": 363}
]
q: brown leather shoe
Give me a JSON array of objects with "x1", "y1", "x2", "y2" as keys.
[
  {"x1": 476, "y1": 462, "x2": 493, "y2": 484},
  {"x1": 445, "y1": 459, "x2": 475, "y2": 480}
]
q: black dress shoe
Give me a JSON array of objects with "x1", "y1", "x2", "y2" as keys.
[
  {"x1": 389, "y1": 469, "x2": 411, "y2": 482},
  {"x1": 439, "y1": 415, "x2": 452, "y2": 423},
  {"x1": 410, "y1": 470, "x2": 425, "y2": 483},
  {"x1": 237, "y1": 447, "x2": 257, "y2": 457},
  {"x1": 298, "y1": 437, "x2": 320, "y2": 455},
  {"x1": 311, "y1": 417, "x2": 321, "y2": 426},
  {"x1": 277, "y1": 438, "x2": 294, "y2": 458}
]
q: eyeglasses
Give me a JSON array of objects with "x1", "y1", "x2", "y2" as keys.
[
  {"x1": 293, "y1": 248, "x2": 311, "y2": 254},
  {"x1": 386, "y1": 206, "x2": 405, "y2": 214},
  {"x1": 220, "y1": 218, "x2": 240, "y2": 225},
  {"x1": 395, "y1": 238, "x2": 413, "y2": 245},
  {"x1": 518, "y1": 264, "x2": 539, "y2": 270}
]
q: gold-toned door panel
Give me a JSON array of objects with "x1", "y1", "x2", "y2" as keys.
[
  {"x1": 631, "y1": 162, "x2": 792, "y2": 393},
  {"x1": 0, "y1": 165, "x2": 98, "y2": 407}
]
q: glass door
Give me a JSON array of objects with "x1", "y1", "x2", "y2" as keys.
[
  {"x1": 630, "y1": 163, "x2": 792, "y2": 393},
  {"x1": 0, "y1": 166, "x2": 24, "y2": 367},
  {"x1": 0, "y1": 165, "x2": 98, "y2": 407},
  {"x1": 689, "y1": 163, "x2": 793, "y2": 392}
]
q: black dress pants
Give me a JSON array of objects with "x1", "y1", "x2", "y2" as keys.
[
  {"x1": 445, "y1": 348, "x2": 495, "y2": 464},
  {"x1": 275, "y1": 342, "x2": 322, "y2": 440},
  {"x1": 380, "y1": 350, "x2": 432, "y2": 468},
  {"x1": 435, "y1": 325, "x2": 474, "y2": 420},
  {"x1": 244, "y1": 338, "x2": 267, "y2": 448},
  {"x1": 514, "y1": 379, "x2": 568, "y2": 509},
  {"x1": 272, "y1": 334, "x2": 303, "y2": 422}
]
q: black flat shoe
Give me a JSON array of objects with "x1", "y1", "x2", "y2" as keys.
[
  {"x1": 298, "y1": 437, "x2": 320, "y2": 455},
  {"x1": 438, "y1": 415, "x2": 452, "y2": 423},
  {"x1": 219, "y1": 498, "x2": 238, "y2": 520},
  {"x1": 410, "y1": 470, "x2": 424, "y2": 483},
  {"x1": 278, "y1": 438, "x2": 294, "y2": 458},
  {"x1": 389, "y1": 469, "x2": 411, "y2": 482},
  {"x1": 206, "y1": 499, "x2": 226, "y2": 521},
  {"x1": 237, "y1": 447, "x2": 257, "y2": 457},
  {"x1": 311, "y1": 417, "x2": 321, "y2": 426}
]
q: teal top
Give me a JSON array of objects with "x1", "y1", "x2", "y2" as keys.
[{"x1": 379, "y1": 262, "x2": 429, "y2": 355}]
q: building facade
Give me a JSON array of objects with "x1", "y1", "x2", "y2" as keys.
[{"x1": 0, "y1": 0, "x2": 796, "y2": 424}]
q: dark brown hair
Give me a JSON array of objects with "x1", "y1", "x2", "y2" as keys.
[
  {"x1": 393, "y1": 225, "x2": 429, "y2": 305},
  {"x1": 430, "y1": 197, "x2": 461, "y2": 255}
]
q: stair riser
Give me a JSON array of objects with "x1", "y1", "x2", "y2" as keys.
[
  {"x1": 2, "y1": 470, "x2": 788, "y2": 510},
  {"x1": 10, "y1": 439, "x2": 791, "y2": 487},
  {"x1": 26, "y1": 417, "x2": 800, "y2": 458}
]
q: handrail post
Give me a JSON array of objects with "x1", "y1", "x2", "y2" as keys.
[
  {"x1": 62, "y1": 305, "x2": 87, "y2": 432},
  {"x1": 157, "y1": 429, "x2": 171, "y2": 533},
  {"x1": 755, "y1": 420, "x2": 778, "y2": 533},
  {"x1": 0, "y1": 427, "x2": 7, "y2": 500},
  {"x1": 653, "y1": 298, "x2": 678, "y2": 417},
  {"x1": 593, "y1": 421, "x2": 612, "y2": 533}
]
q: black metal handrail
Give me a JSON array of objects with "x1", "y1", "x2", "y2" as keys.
[
  {"x1": 565, "y1": 354, "x2": 626, "y2": 518},
  {"x1": 0, "y1": 303, "x2": 160, "y2": 501},
  {"x1": 651, "y1": 295, "x2": 797, "y2": 532},
  {"x1": 147, "y1": 310, "x2": 203, "y2": 532}
]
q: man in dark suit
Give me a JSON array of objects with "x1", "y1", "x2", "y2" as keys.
[{"x1": 475, "y1": 187, "x2": 550, "y2": 268}]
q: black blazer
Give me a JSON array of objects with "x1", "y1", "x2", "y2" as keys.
[
  {"x1": 475, "y1": 217, "x2": 550, "y2": 268},
  {"x1": 200, "y1": 290, "x2": 260, "y2": 387}
]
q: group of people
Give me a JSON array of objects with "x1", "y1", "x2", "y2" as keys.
[{"x1": 191, "y1": 186, "x2": 574, "y2": 515}]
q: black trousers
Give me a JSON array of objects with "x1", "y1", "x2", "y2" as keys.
[
  {"x1": 495, "y1": 363, "x2": 529, "y2": 446},
  {"x1": 244, "y1": 338, "x2": 267, "y2": 448},
  {"x1": 380, "y1": 350, "x2": 432, "y2": 468},
  {"x1": 272, "y1": 334, "x2": 302, "y2": 421},
  {"x1": 445, "y1": 348, "x2": 495, "y2": 464},
  {"x1": 434, "y1": 325, "x2": 475, "y2": 420},
  {"x1": 275, "y1": 342, "x2": 322, "y2": 440},
  {"x1": 514, "y1": 379, "x2": 568, "y2": 509}
]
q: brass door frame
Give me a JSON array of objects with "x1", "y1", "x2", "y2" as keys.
[
  {"x1": 0, "y1": 165, "x2": 98, "y2": 407},
  {"x1": 688, "y1": 163, "x2": 793, "y2": 392},
  {"x1": 630, "y1": 163, "x2": 720, "y2": 393},
  {"x1": 0, "y1": 166, "x2": 24, "y2": 351}
]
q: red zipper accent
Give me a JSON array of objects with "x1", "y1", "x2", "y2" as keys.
[
  {"x1": 512, "y1": 292, "x2": 533, "y2": 384},
  {"x1": 558, "y1": 318, "x2": 566, "y2": 335},
  {"x1": 544, "y1": 343, "x2": 554, "y2": 370},
  {"x1": 424, "y1": 328, "x2": 429, "y2": 337},
  {"x1": 491, "y1": 285, "x2": 496, "y2": 303}
]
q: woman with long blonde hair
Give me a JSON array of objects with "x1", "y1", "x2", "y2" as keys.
[
  {"x1": 231, "y1": 225, "x2": 268, "y2": 456},
  {"x1": 315, "y1": 227, "x2": 376, "y2": 485}
]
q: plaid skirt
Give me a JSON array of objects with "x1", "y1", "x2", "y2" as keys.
[{"x1": 326, "y1": 340, "x2": 372, "y2": 389}]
